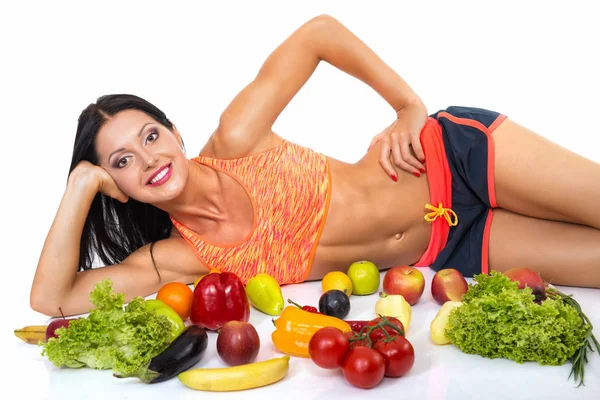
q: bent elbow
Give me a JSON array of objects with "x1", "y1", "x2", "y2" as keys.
[
  {"x1": 305, "y1": 14, "x2": 338, "y2": 36},
  {"x1": 308, "y1": 14, "x2": 337, "y2": 27},
  {"x1": 30, "y1": 292, "x2": 59, "y2": 317}
]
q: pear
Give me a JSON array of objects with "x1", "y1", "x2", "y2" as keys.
[{"x1": 430, "y1": 301, "x2": 463, "y2": 345}]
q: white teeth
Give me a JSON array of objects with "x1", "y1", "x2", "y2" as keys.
[{"x1": 150, "y1": 166, "x2": 169, "y2": 184}]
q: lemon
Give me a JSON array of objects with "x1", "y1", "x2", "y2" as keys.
[
  {"x1": 322, "y1": 271, "x2": 353, "y2": 296},
  {"x1": 347, "y1": 260, "x2": 380, "y2": 295}
]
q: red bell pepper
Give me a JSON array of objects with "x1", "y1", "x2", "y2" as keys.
[{"x1": 190, "y1": 271, "x2": 250, "y2": 330}]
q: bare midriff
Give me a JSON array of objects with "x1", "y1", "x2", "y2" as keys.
[{"x1": 306, "y1": 141, "x2": 433, "y2": 280}]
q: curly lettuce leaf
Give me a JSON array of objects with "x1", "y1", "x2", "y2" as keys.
[
  {"x1": 446, "y1": 271, "x2": 589, "y2": 366},
  {"x1": 41, "y1": 279, "x2": 172, "y2": 375},
  {"x1": 461, "y1": 271, "x2": 521, "y2": 302},
  {"x1": 88, "y1": 278, "x2": 125, "y2": 311}
]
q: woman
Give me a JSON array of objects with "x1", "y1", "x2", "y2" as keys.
[{"x1": 30, "y1": 15, "x2": 600, "y2": 317}]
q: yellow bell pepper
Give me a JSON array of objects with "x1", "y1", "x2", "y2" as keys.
[
  {"x1": 271, "y1": 306, "x2": 352, "y2": 357},
  {"x1": 374, "y1": 292, "x2": 412, "y2": 333}
]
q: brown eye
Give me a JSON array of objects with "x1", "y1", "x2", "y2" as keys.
[
  {"x1": 117, "y1": 157, "x2": 129, "y2": 168},
  {"x1": 146, "y1": 130, "x2": 158, "y2": 143}
]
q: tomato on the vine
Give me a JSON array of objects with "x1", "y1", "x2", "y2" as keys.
[
  {"x1": 344, "y1": 331, "x2": 368, "y2": 349},
  {"x1": 308, "y1": 327, "x2": 350, "y2": 369},
  {"x1": 342, "y1": 347, "x2": 386, "y2": 389},
  {"x1": 367, "y1": 317, "x2": 405, "y2": 343},
  {"x1": 373, "y1": 335, "x2": 415, "y2": 377}
]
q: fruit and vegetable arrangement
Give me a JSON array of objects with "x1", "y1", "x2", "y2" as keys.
[
  {"x1": 14, "y1": 261, "x2": 599, "y2": 391},
  {"x1": 40, "y1": 280, "x2": 177, "y2": 375},
  {"x1": 427, "y1": 267, "x2": 599, "y2": 387}
]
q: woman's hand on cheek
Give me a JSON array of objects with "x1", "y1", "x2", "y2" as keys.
[
  {"x1": 98, "y1": 169, "x2": 130, "y2": 203},
  {"x1": 368, "y1": 103, "x2": 428, "y2": 181},
  {"x1": 69, "y1": 161, "x2": 129, "y2": 203}
]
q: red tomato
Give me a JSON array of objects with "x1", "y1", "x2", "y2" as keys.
[
  {"x1": 373, "y1": 335, "x2": 415, "y2": 377},
  {"x1": 342, "y1": 347, "x2": 386, "y2": 389},
  {"x1": 344, "y1": 331, "x2": 368, "y2": 349},
  {"x1": 367, "y1": 317, "x2": 405, "y2": 343},
  {"x1": 309, "y1": 327, "x2": 350, "y2": 369}
]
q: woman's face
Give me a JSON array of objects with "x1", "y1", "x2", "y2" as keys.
[{"x1": 95, "y1": 109, "x2": 189, "y2": 204}]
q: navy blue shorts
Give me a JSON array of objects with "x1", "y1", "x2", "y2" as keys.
[{"x1": 418, "y1": 106, "x2": 507, "y2": 277}]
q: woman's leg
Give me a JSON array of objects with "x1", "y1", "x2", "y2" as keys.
[
  {"x1": 493, "y1": 119, "x2": 600, "y2": 229},
  {"x1": 489, "y1": 209, "x2": 600, "y2": 288}
]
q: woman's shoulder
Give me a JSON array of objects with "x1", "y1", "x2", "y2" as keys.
[{"x1": 196, "y1": 131, "x2": 290, "y2": 161}]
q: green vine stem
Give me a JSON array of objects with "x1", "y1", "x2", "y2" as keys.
[
  {"x1": 287, "y1": 299, "x2": 304, "y2": 309},
  {"x1": 347, "y1": 315, "x2": 405, "y2": 347}
]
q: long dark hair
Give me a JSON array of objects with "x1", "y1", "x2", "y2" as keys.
[{"x1": 69, "y1": 94, "x2": 174, "y2": 271}]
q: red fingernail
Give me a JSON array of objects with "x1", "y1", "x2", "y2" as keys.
[
  {"x1": 420, "y1": 157, "x2": 426, "y2": 162},
  {"x1": 413, "y1": 172, "x2": 420, "y2": 178},
  {"x1": 419, "y1": 168, "x2": 426, "y2": 173},
  {"x1": 391, "y1": 175, "x2": 397, "y2": 182}
]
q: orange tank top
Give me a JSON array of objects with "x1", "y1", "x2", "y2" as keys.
[{"x1": 170, "y1": 140, "x2": 332, "y2": 285}]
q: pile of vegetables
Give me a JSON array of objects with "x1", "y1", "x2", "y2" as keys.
[
  {"x1": 445, "y1": 271, "x2": 599, "y2": 386},
  {"x1": 41, "y1": 279, "x2": 173, "y2": 376},
  {"x1": 32, "y1": 268, "x2": 598, "y2": 390}
]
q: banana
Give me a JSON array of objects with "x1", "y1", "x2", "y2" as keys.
[
  {"x1": 178, "y1": 355, "x2": 290, "y2": 391},
  {"x1": 14, "y1": 325, "x2": 48, "y2": 344}
]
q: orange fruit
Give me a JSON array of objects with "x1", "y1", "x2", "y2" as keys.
[
  {"x1": 156, "y1": 282, "x2": 194, "y2": 321},
  {"x1": 322, "y1": 271, "x2": 353, "y2": 296}
]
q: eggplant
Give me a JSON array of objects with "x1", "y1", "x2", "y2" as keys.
[{"x1": 114, "y1": 325, "x2": 208, "y2": 383}]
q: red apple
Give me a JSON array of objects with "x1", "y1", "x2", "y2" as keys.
[
  {"x1": 216, "y1": 321, "x2": 260, "y2": 366},
  {"x1": 504, "y1": 267, "x2": 546, "y2": 303},
  {"x1": 431, "y1": 268, "x2": 468, "y2": 305},
  {"x1": 45, "y1": 318, "x2": 71, "y2": 341},
  {"x1": 382, "y1": 266, "x2": 425, "y2": 305}
]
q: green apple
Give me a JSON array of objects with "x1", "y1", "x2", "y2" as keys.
[
  {"x1": 145, "y1": 299, "x2": 185, "y2": 342},
  {"x1": 347, "y1": 260, "x2": 380, "y2": 295}
]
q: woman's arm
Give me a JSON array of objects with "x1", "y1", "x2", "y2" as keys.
[
  {"x1": 30, "y1": 164, "x2": 203, "y2": 317},
  {"x1": 210, "y1": 14, "x2": 424, "y2": 159}
]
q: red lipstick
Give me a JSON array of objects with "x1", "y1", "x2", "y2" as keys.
[{"x1": 146, "y1": 163, "x2": 172, "y2": 187}]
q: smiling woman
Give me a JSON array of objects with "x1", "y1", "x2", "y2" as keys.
[
  {"x1": 69, "y1": 96, "x2": 181, "y2": 272},
  {"x1": 29, "y1": 14, "x2": 600, "y2": 317},
  {"x1": 96, "y1": 109, "x2": 189, "y2": 202}
]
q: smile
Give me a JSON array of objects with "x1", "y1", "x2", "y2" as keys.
[{"x1": 147, "y1": 163, "x2": 172, "y2": 186}]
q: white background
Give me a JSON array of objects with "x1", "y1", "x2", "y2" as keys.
[{"x1": 2, "y1": 1, "x2": 599, "y2": 398}]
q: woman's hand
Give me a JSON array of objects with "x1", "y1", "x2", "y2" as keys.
[
  {"x1": 68, "y1": 161, "x2": 129, "y2": 203},
  {"x1": 368, "y1": 102, "x2": 429, "y2": 180}
]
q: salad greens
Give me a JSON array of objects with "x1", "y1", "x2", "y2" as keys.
[
  {"x1": 446, "y1": 272, "x2": 595, "y2": 385},
  {"x1": 41, "y1": 279, "x2": 172, "y2": 376}
]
